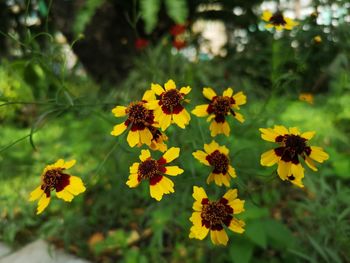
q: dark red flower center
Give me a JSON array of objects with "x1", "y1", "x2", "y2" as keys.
[
  {"x1": 201, "y1": 198, "x2": 233, "y2": 230},
  {"x1": 41, "y1": 168, "x2": 70, "y2": 197},
  {"x1": 206, "y1": 150, "x2": 229, "y2": 174},
  {"x1": 207, "y1": 96, "x2": 235, "y2": 123},
  {"x1": 274, "y1": 134, "x2": 311, "y2": 164},
  {"x1": 160, "y1": 89, "x2": 184, "y2": 114},
  {"x1": 149, "y1": 126, "x2": 162, "y2": 141},
  {"x1": 126, "y1": 102, "x2": 154, "y2": 130},
  {"x1": 137, "y1": 159, "x2": 166, "y2": 185},
  {"x1": 138, "y1": 159, "x2": 159, "y2": 179},
  {"x1": 269, "y1": 12, "x2": 287, "y2": 26}
]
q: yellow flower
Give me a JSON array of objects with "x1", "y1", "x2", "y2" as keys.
[
  {"x1": 189, "y1": 186, "x2": 245, "y2": 246},
  {"x1": 313, "y1": 35, "x2": 322, "y2": 43},
  {"x1": 262, "y1": 10, "x2": 298, "y2": 30},
  {"x1": 299, "y1": 93, "x2": 314, "y2": 104},
  {"x1": 126, "y1": 147, "x2": 183, "y2": 201},
  {"x1": 192, "y1": 87, "x2": 246, "y2": 137},
  {"x1": 260, "y1": 126, "x2": 329, "y2": 187},
  {"x1": 146, "y1": 79, "x2": 191, "y2": 131},
  {"x1": 111, "y1": 90, "x2": 167, "y2": 150},
  {"x1": 193, "y1": 141, "x2": 236, "y2": 187},
  {"x1": 148, "y1": 126, "x2": 168, "y2": 153},
  {"x1": 29, "y1": 159, "x2": 86, "y2": 215}
]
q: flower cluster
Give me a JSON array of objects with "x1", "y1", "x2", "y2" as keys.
[
  {"x1": 27, "y1": 12, "x2": 330, "y2": 251},
  {"x1": 111, "y1": 79, "x2": 189, "y2": 200}
]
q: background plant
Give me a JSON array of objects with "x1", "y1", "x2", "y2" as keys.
[{"x1": 1, "y1": 0, "x2": 350, "y2": 263}]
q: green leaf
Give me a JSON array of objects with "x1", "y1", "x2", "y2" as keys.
[
  {"x1": 245, "y1": 220, "x2": 267, "y2": 249},
  {"x1": 73, "y1": 0, "x2": 105, "y2": 34},
  {"x1": 140, "y1": 0, "x2": 161, "y2": 33},
  {"x1": 307, "y1": 235, "x2": 329, "y2": 262},
  {"x1": 264, "y1": 219, "x2": 296, "y2": 248},
  {"x1": 229, "y1": 237, "x2": 254, "y2": 263},
  {"x1": 164, "y1": 0, "x2": 188, "y2": 24}
]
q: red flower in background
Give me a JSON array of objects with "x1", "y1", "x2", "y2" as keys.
[
  {"x1": 173, "y1": 39, "x2": 187, "y2": 50},
  {"x1": 170, "y1": 24, "x2": 186, "y2": 36},
  {"x1": 135, "y1": 38, "x2": 149, "y2": 50}
]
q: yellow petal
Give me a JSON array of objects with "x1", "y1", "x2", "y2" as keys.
[
  {"x1": 111, "y1": 122, "x2": 128, "y2": 136},
  {"x1": 162, "y1": 147, "x2": 180, "y2": 163},
  {"x1": 65, "y1": 176, "x2": 86, "y2": 195},
  {"x1": 261, "y1": 150, "x2": 280, "y2": 167},
  {"x1": 189, "y1": 212, "x2": 209, "y2": 240},
  {"x1": 218, "y1": 145, "x2": 229, "y2": 155},
  {"x1": 62, "y1": 160, "x2": 76, "y2": 169},
  {"x1": 139, "y1": 149, "x2": 151, "y2": 161},
  {"x1": 305, "y1": 156, "x2": 318, "y2": 171},
  {"x1": 160, "y1": 112, "x2": 172, "y2": 131},
  {"x1": 289, "y1": 127, "x2": 300, "y2": 135},
  {"x1": 222, "y1": 120, "x2": 231, "y2": 135},
  {"x1": 29, "y1": 186, "x2": 44, "y2": 201},
  {"x1": 211, "y1": 173, "x2": 223, "y2": 186},
  {"x1": 223, "y1": 189, "x2": 238, "y2": 201},
  {"x1": 209, "y1": 121, "x2": 225, "y2": 137},
  {"x1": 149, "y1": 176, "x2": 174, "y2": 201},
  {"x1": 273, "y1": 125, "x2": 289, "y2": 135},
  {"x1": 210, "y1": 230, "x2": 228, "y2": 246},
  {"x1": 223, "y1": 87, "x2": 233, "y2": 97},
  {"x1": 173, "y1": 109, "x2": 190, "y2": 129},
  {"x1": 164, "y1": 79, "x2": 176, "y2": 91},
  {"x1": 53, "y1": 159, "x2": 65, "y2": 168},
  {"x1": 129, "y1": 162, "x2": 139, "y2": 173},
  {"x1": 204, "y1": 140, "x2": 220, "y2": 154},
  {"x1": 228, "y1": 165, "x2": 236, "y2": 178},
  {"x1": 234, "y1": 112, "x2": 244, "y2": 123},
  {"x1": 142, "y1": 90, "x2": 156, "y2": 101},
  {"x1": 309, "y1": 146, "x2": 329, "y2": 163},
  {"x1": 203, "y1": 87, "x2": 217, "y2": 100},
  {"x1": 126, "y1": 173, "x2": 140, "y2": 188},
  {"x1": 164, "y1": 166, "x2": 184, "y2": 176},
  {"x1": 193, "y1": 186, "x2": 207, "y2": 201},
  {"x1": 206, "y1": 173, "x2": 215, "y2": 184},
  {"x1": 191, "y1": 105, "x2": 209, "y2": 117},
  {"x1": 214, "y1": 173, "x2": 230, "y2": 187},
  {"x1": 207, "y1": 114, "x2": 215, "y2": 122},
  {"x1": 127, "y1": 130, "x2": 140, "y2": 147},
  {"x1": 56, "y1": 189, "x2": 74, "y2": 202},
  {"x1": 259, "y1": 128, "x2": 279, "y2": 142},
  {"x1": 277, "y1": 161, "x2": 291, "y2": 180},
  {"x1": 139, "y1": 129, "x2": 153, "y2": 145},
  {"x1": 291, "y1": 163, "x2": 304, "y2": 180},
  {"x1": 228, "y1": 218, "x2": 245, "y2": 233},
  {"x1": 179, "y1": 86, "x2": 191, "y2": 95},
  {"x1": 262, "y1": 10, "x2": 272, "y2": 22},
  {"x1": 229, "y1": 199, "x2": 245, "y2": 214},
  {"x1": 232, "y1": 91, "x2": 247, "y2": 107},
  {"x1": 301, "y1": 131, "x2": 315, "y2": 140},
  {"x1": 112, "y1": 106, "x2": 127, "y2": 117},
  {"x1": 192, "y1": 150, "x2": 209, "y2": 166},
  {"x1": 37, "y1": 194, "x2": 51, "y2": 215},
  {"x1": 151, "y1": 83, "x2": 165, "y2": 95},
  {"x1": 215, "y1": 229, "x2": 229, "y2": 246},
  {"x1": 145, "y1": 100, "x2": 160, "y2": 110}
]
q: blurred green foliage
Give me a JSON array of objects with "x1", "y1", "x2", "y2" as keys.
[{"x1": 1, "y1": 0, "x2": 350, "y2": 263}]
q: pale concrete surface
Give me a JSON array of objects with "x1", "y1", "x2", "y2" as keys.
[
  {"x1": 0, "y1": 243, "x2": 11, "y2": 258},
  {"x1": 0, "y1": 240, "x2": 92, "y2": 263}
]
